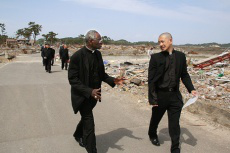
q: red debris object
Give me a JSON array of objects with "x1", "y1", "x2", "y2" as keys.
[{"x1": 193, "y1": 52, "x2": 230, "y2": 69}]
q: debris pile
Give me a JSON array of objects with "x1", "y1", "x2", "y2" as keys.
[{"x1": 104, "y1": 59, "x2": 230, "y2": 110}]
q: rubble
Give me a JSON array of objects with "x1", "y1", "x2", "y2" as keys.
[
  {"x1": 102, "y1": 53, "x2": 230, "y2": 127},
  {"x1": 0, "y1": 45, "x2": 42, "y2": 63},
  {"x1": 0, "y1": 43, "x2": 229, "y2": 126},
  {"x1": 130, "y1": 78, "x2": 142, "y2": 86},
  {"x1": 104, "y1": 56, "x2": 230, "y2": 112}
]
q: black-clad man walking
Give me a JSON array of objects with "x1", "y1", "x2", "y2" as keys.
[{"x1": 148, "y1": 32, "x2": 197, "y2": 153}]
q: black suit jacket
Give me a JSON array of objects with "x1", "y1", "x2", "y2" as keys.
[
  {"x1": 68, "y1": 46, "x2": 115, "y2": 114},
  {"x1": 41, "y1": 46, "x2": 44, "y2": 57},
  {"x1": 59, "y1": 47, "x2": 64, "y2": 59},
  {"x1": 148, "y1": 50, "x2": 195, "y2": 105},
  {"x1": 51, "y1": 48, "x2": 55, "y2": 58},
  {"x1": 42, "y1": 48, "x2": 53, "y2": 60},
  {"x1": 61, "y1": 49, "x2": 69, "y2": 61}
]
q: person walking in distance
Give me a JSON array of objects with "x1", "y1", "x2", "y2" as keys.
[
  {"x1": 50, "y1": 46, "x2": 55, "y2": 66},
  {"x1": 61, "y1": 44, "x2": 69, "y2": 70},
  {"x1": 68, "y1": 30, "x2": 125, "y2": 153},
  {"x1": 42, "y1": 43, "x2": 53, "y2": 73},
  {"x1": 41, "y1": 44, "x2": 45, "y2": 66},
  {"x1": 59, "y1": 44, "x2": 64, "y2": 61},
  {"x1": 148, "y1": 32, "x2": 197, "y2": 153}
]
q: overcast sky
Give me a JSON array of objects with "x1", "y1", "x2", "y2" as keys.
[{"x1": 1, "y1": 0, "x2": 230, "y2": 44}]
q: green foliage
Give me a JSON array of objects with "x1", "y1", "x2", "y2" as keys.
[
  {"x1": 102, "y1": 36, "x2": 112, "y2": 44},
  {"x1": 0, "y1": 23, "x2": 6, "y2": 35},
  {"x1": 16, "y1": 28, "x2": 32, "y2": 40},
  {"x1": 16, "y1": 29, "x2": 24, "y2": 38},
  {"x1": 132, "y1": 41, "x2": 157, "y2": 46},
  {"x1": 58, "y1": 35, "x2": 158, "y2": 46},
  {"x1": 111, "y1": 39, "x2": 131, "y2": 45},
  {"x1": 0, "y1": 35, "x2": 8, "y2": 44},
  {"x1": 42, "y1": 34, "x2": 49, "y2": 41},
  {"x1": 15, "y1": 22, "x2": 42, "y2": 45},
  {"x1": 36, "y1": 38, "x2": 45, "y2": 45},
  {"x1": 23, "y1": 28, "x2": 32, "y2": 40},
  {"x1": 182, "y1": 42, "x2": 230, "y2": 48},
  {"x1": 42, "y1": 31, "x2": 58, "y2": 45},
  {"x1": 221, "y1": 43, "x2": 230, "y2": 48},
  {"x1": 59, "y1": 34, "x2": 85, "y2": 45},
  {"x1": 28, "y1": 22, "x2": 42, "y2": 43}
]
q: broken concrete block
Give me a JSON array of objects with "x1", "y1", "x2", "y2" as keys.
[{"x1": 130, "y1": 78, "x2": 142, "y2": 86}]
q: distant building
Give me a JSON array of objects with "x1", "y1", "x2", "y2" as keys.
[
  {"x1": 6, "y1": 39, "x2": 17, "y2": 46},
  {"x1": 17, "y1": 38, "x2": 29, "y2": 44}
]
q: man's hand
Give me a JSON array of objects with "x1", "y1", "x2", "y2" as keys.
[
  {"x1": 191, "y1": 90, "x2": 197, "y2": 96},
  {"x1": 91, "y1": 88, "x2": 101, "y2": 101},
  {"x1": 114, "y1": 77, "x2": 126, "y2": 85}
]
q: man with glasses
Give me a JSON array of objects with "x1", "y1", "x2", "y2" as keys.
[{"x1": 68, "y1": 30, "x2": 125, "y2": 153}]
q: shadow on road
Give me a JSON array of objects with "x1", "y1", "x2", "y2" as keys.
[
  {"x1": 50, "y1": 70, "x2": 62, "y2": 73},
  {"x1": 97, "y1": 128, "x2": 142, "y2": 153},
  {"x1": 158, "y1": 128, "x2": 197, "y2": 146}
]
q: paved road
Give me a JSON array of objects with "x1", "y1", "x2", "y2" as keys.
[{"x1": 0, "y1": 53, "x2": 229, "y2": 153}]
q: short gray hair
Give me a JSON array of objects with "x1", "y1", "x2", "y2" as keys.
[
  {"x1": 85, "y1": 30, "x2": 99, "y2": 43},
  {"x1": 159, "y1": 32, "x2": 173, "y2": 39}
]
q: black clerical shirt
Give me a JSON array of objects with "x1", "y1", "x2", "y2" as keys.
[
  {"x1": 158, "y1": 50, "x2": 176, "y2": 89},
  {"x1": 85, "y1": 48, "x2": 101, "y2": 89}
]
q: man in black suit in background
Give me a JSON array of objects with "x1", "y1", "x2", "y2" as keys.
[
  {"x1": 68, "y1": 30, "x2": 125, "y2": 153},
  {"x1": 41, "y1": 45, "x2": 45, "y2": 66},
  {"x1": 50, "y1": 47, "x2": 55, "y2": 66},
  {"x1": 61, "y1": 44, "x2": 69, "y2": 70},
  {"x1": 59, "y1": 44, "x2": 64, "y2": 60},
  {"x1": 148, "y1": 32, "x2": 197, "y2": 153},
  {"x1": 42, "y1": 43, "x2": 53, "y2": 73}
]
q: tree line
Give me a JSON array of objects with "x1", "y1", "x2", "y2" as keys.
[
  {"x1": 1, "y1": 22, "x2": 230, "y2": 47},
  {"x1": 0, "y1": 23, "x2": 7, "y2": 44},
  {"x1": 38, "y1": 36, "x2": 157, "y2": 46},
  {"x1": 0, "y1": 22, "x2": 156, "y2": 46},
  {"x1": 0, "y1": 22, "x2": 58, "y2": 45}
]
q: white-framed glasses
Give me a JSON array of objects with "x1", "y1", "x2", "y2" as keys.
[{"x1": 93, "y1": 38, "x2": 103, "y2": 43}]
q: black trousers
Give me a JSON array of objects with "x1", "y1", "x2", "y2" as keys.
[
  {"x1": 61, "y1": 59, "x2": 68, "y2": 70},
  {"x1": 74, "y1": 98, "x2": 97, "y2": 153},
  {"x1": 44, "y1": 59, "x2": 51, "y2": 71},
  {"x1": 51, "y1": 58, "x2": 54, "y2": 66},
  {"x1": 148, "y1": 91, "x2": 183, "y2": 153},
  {"x1": 42, "y1": 57, "x2": 45, "y2": 66}
]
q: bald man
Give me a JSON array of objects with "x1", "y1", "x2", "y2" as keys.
[
  {"x1": 61, "y1": 45, "x2": 69, "y2": 70},
  {"x1": 148, "y1": 33, "x2": 197, "y2": 153}
]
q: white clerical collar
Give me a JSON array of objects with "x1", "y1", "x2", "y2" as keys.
[{"x1": 85, "y1": 46, "x2": 95, "y2": 53}]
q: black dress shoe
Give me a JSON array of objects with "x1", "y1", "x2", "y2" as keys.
[
  {"x1": 75, "y1": 137, "x2": 85, "y2": 148},
  {"x1": 150, "y1": 137, "x2": 160, "y2": 146}
]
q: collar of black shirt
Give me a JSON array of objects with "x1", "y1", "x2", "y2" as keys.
[
  {"x1": 85, "y1": 46, "x2": 96, "y2": 53},
  {"x1": 161, "y1": 49, "x2": 175, "y2": 56}
]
